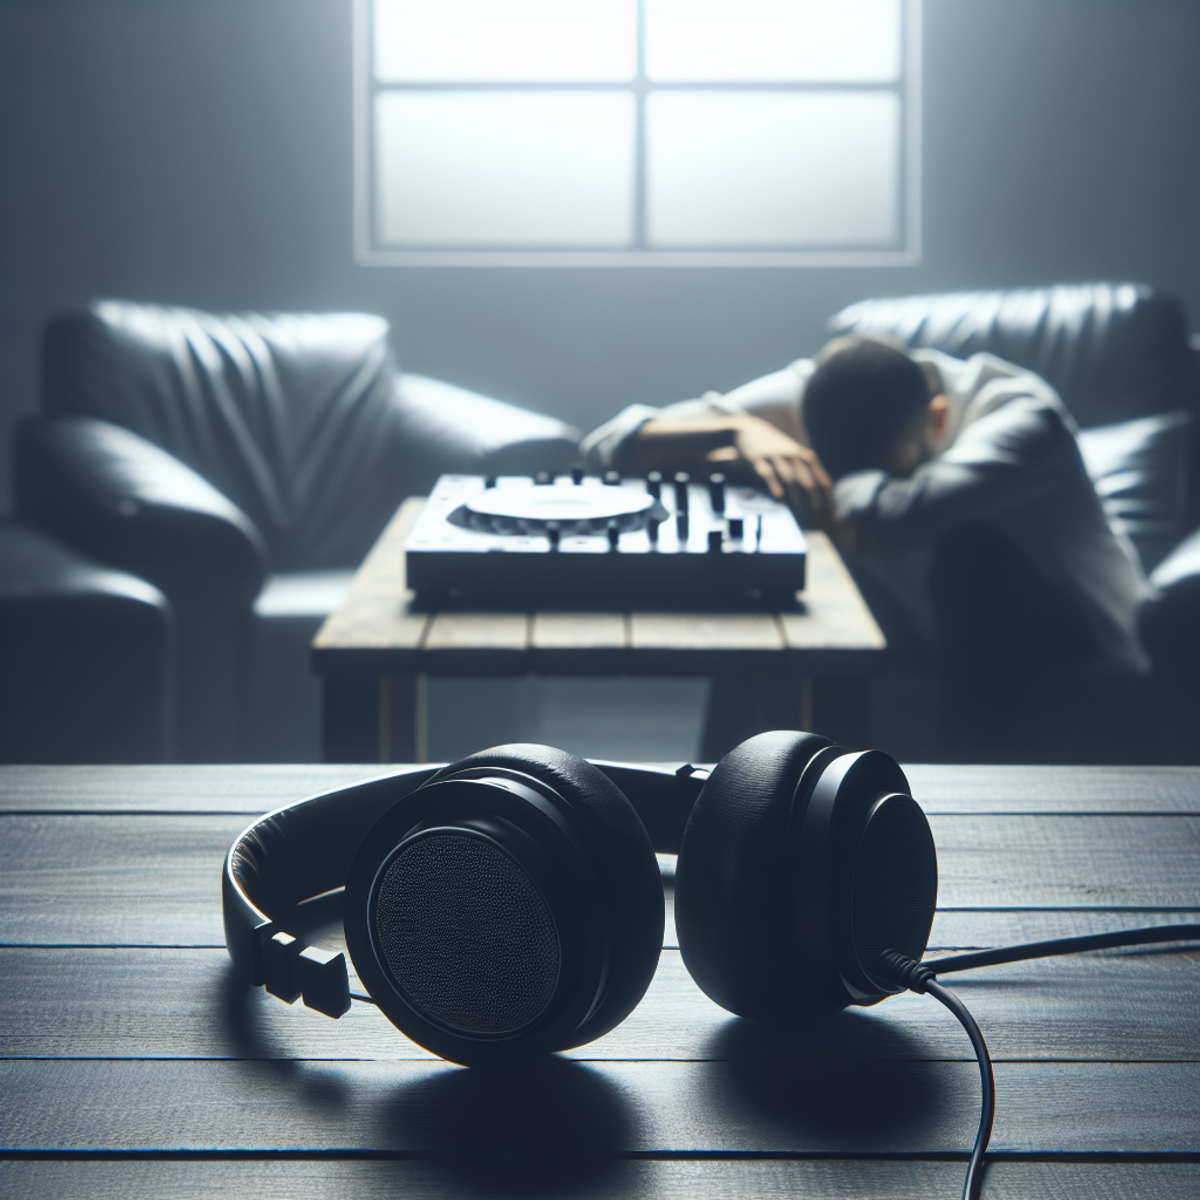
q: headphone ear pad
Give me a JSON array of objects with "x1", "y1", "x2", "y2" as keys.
[
  {"x1": 675, "y1": 729, "x2": 833, "y2": 1021},
  {"x1": 430, "y1": 743, "x2": 665, "y2": 1044}
]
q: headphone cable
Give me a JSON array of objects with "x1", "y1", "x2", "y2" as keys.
[
  {"x1": 926, "y1": 977, "x2": 994, "y2": 1200},
  {"x1": 923, "y1": 922, "x2": 1200, "y2": 975},
  {"x1": 877, "y1": 923, "x2": 1200, "y2": 1199},
  {"x1": 879, "y1": 950, "x2": 994, "y2": 1200}
]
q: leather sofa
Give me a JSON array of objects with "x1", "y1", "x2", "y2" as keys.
[
  {"x1": 827, "y1": 282, "x2": 1199, "y2": 762},
  {"x1": 0, "y1": 521, "x2": 173, "y2": 763},
  {"x1": 15, "y1": 300, "x2": 580, "y2": 762}
]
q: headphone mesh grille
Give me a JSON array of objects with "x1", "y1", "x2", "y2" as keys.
[
  {"x1": 373, "y1": 832, "x2": 559, "y2": 1034},
  {"x1": 851, "y1": 798, "x2": 938, "y2": 977}
]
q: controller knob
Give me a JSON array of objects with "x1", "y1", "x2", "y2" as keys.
[
  {"x1": 708, "y1": 474, "x2": 726, "y2": 514},
  {"x1": 673, "y1": 472, "x2": 690, "y2": 514}
]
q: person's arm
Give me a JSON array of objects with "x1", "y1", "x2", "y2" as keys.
[
  {"x1": 833, "y1": 397, "x2": 1081, "y2": 555},
  {"x1": 626, "y1": 410, "x2": 834, "y2": 529}
]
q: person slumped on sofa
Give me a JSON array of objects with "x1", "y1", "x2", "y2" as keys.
[{"x1": 581, "y1": 337, "x2": 1150, "y2": 758}]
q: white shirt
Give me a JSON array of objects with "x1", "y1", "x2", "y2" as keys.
[{"x1": 581, "y1": 349, "x2": 1149, "y2": 673}]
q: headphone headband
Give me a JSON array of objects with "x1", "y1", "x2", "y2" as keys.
[{"x1": 222, "y1": 760, "x2": 708, "y2": 1011}]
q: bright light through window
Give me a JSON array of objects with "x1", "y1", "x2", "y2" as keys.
[
  {"x1": 376, "y1": 91, "x2": 637, "y2": 245},
  {"x1": 374, "y1": 0, "x2": 638, "y2": 82},
  {"x1": 355, "y1": 0, "x2": 920, "y2": 265},
  {"x1": 644, "y1": 0, "x2": 902, "y2": 83},
  {"x1": 646, "y1": 91, "x2": 900, "y2": 246}
]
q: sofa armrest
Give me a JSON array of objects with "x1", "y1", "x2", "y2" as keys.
[
  {"x1": 16, "y1": 416, "x2": 268, "y2": 611},
  {"x1": 0, "y1": 521, "x2": 173, "y2": 762},
  {"x1": 393, "y1": 373, "x2": 580, "y2": 486},
  {"x1": 1139, "y1": 526, "x2": 1200, "y2": 667},
  {"x1": 1141, "y1": 524, "x2": 1200, "y2": 762}
]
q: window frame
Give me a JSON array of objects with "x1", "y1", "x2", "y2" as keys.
[{"x1": 353, "y1": 0, "x2": 922, "y2": 267}]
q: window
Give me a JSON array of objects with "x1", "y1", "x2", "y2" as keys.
[{"x1": 354, "y1": 0, "x2": 921, "y2": 265}]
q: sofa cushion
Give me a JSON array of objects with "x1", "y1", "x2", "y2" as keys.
[
  {"x1": 1077, "y1": 410, "x2": 1192, "y2": 572},
  {"x1": 828, "y1": 282, "x2": 1197, "y2": 429}
]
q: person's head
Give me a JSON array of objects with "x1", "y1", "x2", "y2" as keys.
[{"x1": 803, "y1": 336, "x2": 949, "y2": 479}]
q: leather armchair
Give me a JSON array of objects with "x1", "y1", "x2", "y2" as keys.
[
  {"x1": 827, "y1": 282, "x2": 1200, "y2": 762},
  {"x1": 0, "y1": 521, "x2": 172, "y2": 763},
  {"x1": 16, "y1": 300, "x2": 580, "y2": 762}
]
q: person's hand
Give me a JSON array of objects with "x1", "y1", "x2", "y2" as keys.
[{"x1": 707, "y1": 414, "x2": 835, "y2": 531}]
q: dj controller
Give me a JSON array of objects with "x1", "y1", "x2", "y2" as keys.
[{"x1": 405, "y1": 471, "x2": 807, "y2": 608}]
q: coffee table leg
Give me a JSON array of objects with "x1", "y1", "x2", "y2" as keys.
[
  {"x1": 321, "y1": 673, "x2": 428, "y2": 763},
  {"x1": 379, "y1": 673, "x2": 427, "y2": 763}
]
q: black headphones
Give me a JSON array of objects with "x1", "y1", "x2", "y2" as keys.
[{"x1": 223, "y1": 730, "x2": 938, "y2": 1066}]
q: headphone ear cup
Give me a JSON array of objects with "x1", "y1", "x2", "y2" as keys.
[
  {"x1": 675, "y1": 729, "x2": 834, "y2": 1021},
  {"x1": 347, "y1": 742, "x2": 664, "y2": 1062},
  {"x1": 433, "y1": 743, "x2": 665, "y2": 1045}
]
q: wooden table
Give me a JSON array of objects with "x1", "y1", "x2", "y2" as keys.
[
  {"x1": 3, "y1": 762, "x2": 1199, "y2": 1198},
  {"x1": 313, "y1": 499, "x2": 886, "y2": 762}
]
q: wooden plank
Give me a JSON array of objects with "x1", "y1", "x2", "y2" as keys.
[
  {"x1": 0, "y1": 765, "x2": 400, "y2": 813},
  {"x1": 312, "y1": 499, "x2": 428, "y2": 664},
  {"x1": 419, "y1": 612, "x2": 530, "y2": 674},
  {"x1": 2, "y1": 764, "x2": 1196, "y2": 816},
  {"x1": 2, "y1": 1059, "x2": 1198, "y2": 1153},
  {"x1": 1, "y1": 1160, "x2": 1196, "y2": 1200},
  {"x1": 630, "y1": 613, "x2": 785, "y2": 651},
  {"x1": 0, "y1": 814, "x2": 247, "y2": 946},
  {"x1": 627, "y1": 612, "x2": 787, "y2": 674},
  {"x1": 4, "y1": 946, "x2": 1200, "y2": 1065},
  {"x1": 907, "y1": 765, "x2": 1200, "y2": 814},
  {"x1": 530, "y1": 612, "x2": 628, "y2": 650},
  {"x1": 931, "y1": 815, "x2": 1200, "y2": 908},
  {"x1": 3, "y1": 814, "x2": 1199, "y2": 947},
  {"x1": 529, "y1": 612, "x2": 629, "y2": 673},
  {"x1": 422, "y1": 612, "x2": 530, "y2": 652}
]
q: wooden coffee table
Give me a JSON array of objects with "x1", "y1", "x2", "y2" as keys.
[
  {"x1": 6, "y1": 761, "x2": 1199, "y2": 1197},
  {"x1": 313, "y1": 499, "x2": 886, "y2": 762}
]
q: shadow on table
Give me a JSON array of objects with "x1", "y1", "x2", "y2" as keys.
[
  {"x1": 216, "y1": 962, "x2": 356, "y2": 1111},
  {"x1": 703, "y1": 1007, "x2": 947, "y2": 1148},
  {"x1": 219, "y1": 965, "x2": 634, "y2": 1194},
  {"x1": 384, "y1": 1057, "x2": 636, "y2": 1196}
]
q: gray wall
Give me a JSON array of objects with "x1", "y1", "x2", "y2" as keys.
[{"x1": 2, "y1": 0, "x2": 1198, "y2": 508}]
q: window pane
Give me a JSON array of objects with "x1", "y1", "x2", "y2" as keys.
[
  {"x1": 645, "y1": 91, "x2": 899, "y2": 246},
  {"x1": 645, "y1": 0, "x2": 901, "y2": 82},
  {"x1": 375, "y1": 92, "x2": 636, "y2": 246},
  {"x1": 374, "y1": 0, "x2": 637, "y2": 82}
]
